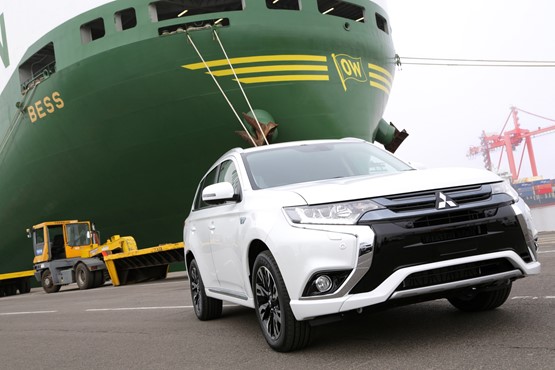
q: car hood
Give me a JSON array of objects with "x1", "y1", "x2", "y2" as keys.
[{"x1": 281, "y1": 167, "x2": 501, "y2": 205}]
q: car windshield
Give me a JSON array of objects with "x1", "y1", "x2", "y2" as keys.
[{"x1": 242, "y1": 141, "x2": 413, "y2": 189}]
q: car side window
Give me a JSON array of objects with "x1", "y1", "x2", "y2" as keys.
[
  {"x1": 218, "y1": 160, "x2": 241, "y2": 195},
  {"x1": 193, "y1": 166, "x2": 219, "y2": 210}
]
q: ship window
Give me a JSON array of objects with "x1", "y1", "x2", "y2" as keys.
[
  {"x1": 149, "y1": 0, "x2": 243, "y2": 22},
  {"x1": 18, "y1": 42, "x2": 56, "y2": 92},
  {"x1": 115, "y1": 8, "x2": 137, "y2": 31},
  {"x1": 317, "y1": 0, "x2": 365, "y2": 23},
  {"x1": 266, "y1": 0, "x2": 300, "y2": 10},
  {"x1": 81, "y1": 18, "x2": 106, "y2": 44},
  {"x1": 375, "y1": 13, "x2": 389, "y2": 34}
]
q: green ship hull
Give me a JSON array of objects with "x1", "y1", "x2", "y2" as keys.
[{"x1": 0, "y1": 0, "x2": 402, "y2": 274}]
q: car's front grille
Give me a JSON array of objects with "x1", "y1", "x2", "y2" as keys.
[
  {"x1": 373, "y1": 184, "x2": 491, "y2": 213},
  {"x1": 420, "y1": 225, "x2": 487, "y2": 244},
  {"x1": 396, "y1": 258, "x2": 515, "y2": 291},
  {"x1": 351, "y1": 203, "x2": 529, "y2": 295},
  {"x1": 411, "y1": 209, "x2": 491, "y2": 228}
]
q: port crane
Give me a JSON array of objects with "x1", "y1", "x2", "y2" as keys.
[{"x1": 468, "y1": 107, "x2": 555, "y2": 181}]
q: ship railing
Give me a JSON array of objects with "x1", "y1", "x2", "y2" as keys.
[{"x1": 20, "y1": 62, "x2": 56, "y2": 93}]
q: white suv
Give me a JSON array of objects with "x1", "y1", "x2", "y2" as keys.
[{"x1": 183, "y1": 138, "x2": 540, "y2": 352}]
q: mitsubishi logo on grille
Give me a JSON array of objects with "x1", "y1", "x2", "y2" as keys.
[{"x1": 435, "y1": 192, "x2": 458, "y2": 209}]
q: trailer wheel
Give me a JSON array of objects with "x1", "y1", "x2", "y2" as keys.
[
  {"x1": 92, "y1": 270, "x2": 104, "y2": 288},
  {"x1": 18, "y1": 279, "x2": 31, "y2": 294},
  {"x1": 76, "y1": 264, "x2": 94, "y2": 290},
  {"x1": 4, "y1": 284, "x2": 17, "y2": 296},
  {"x1": 41, "y1": 270, "x2": 61, "y2": 294}
]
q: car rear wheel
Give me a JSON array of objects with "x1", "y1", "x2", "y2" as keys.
[
  {"x1": 252, "y1": 251, "x2": 310, "y2": 352},
  {"x1": 448, "y1": 282, "x2": 512, "y2": 312},
  {"x1": 188, "y1": 259, "x2": 222, "y2": 320}
]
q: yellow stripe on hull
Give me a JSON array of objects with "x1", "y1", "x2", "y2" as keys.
[
  {"x1": 370, "y1": 81, "x2": 390, "y2": 94},
  {"x1": 184, "y1": 55, "x2": 328, "y2": 70},
  {"x1": 369, "y1": 72, "x2": 392, "y2": 89},
  {"x1": 210, "y1": 64, "x2": 328, "y2": 77},
  {"x1": 236, "y1": 75, "x2": 330, "y2": 84},
  {"x1": 367, "y1": 63, "x2": 393, "y2": 79}
]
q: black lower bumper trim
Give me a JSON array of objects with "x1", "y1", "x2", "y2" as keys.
[{"x1": 352, "y1": 204, "x2": 528, "y2": 294}]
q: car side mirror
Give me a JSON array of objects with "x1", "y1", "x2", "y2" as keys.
[{"x1": 202, "y1": 182, "x2": 239, "y2": 204}]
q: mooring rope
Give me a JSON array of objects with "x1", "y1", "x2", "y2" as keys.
[
  {"x1": 186, "y1": 28, "x2": 257, "y2": 147},
  {"x1": 212, "y1": 28, "x2": 269, "y2": 145},
  {"x1": 0, "y1": 83, "x2": 39, "y2": 157}
]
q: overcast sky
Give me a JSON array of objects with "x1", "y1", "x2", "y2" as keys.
[
  {"x1": 2, "y1": 0, "x2": 554, "y2": 179},
  {"x1": 385, "y1": 0, "x2": 555, "y2": 180}
]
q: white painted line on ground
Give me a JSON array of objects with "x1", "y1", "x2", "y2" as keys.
[
  {"x1": 0, "y1": 310, "x2": 57, "y2": 316},
  {"x1": 86, "y1": 304, "x2": 238, "y2": 312},
  {"x1": 512, "y1": 296, "x2": 540, "y2": 300},
  {"x1": 86, "y1": 306, "x2": 191, "y2": 312},
  {"x1": 538, "y1": 249, "x2": 555, "y2": 254},
  {"x1": 512, "y1": 296, "x2": 555, "y2": 300}
]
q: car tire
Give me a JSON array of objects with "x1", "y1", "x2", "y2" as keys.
[
  {"x1": 75, "y1": 264, "x2": 93, "y2": 290},
  {"x1": 41, "y1": 270, "x2": 61, "y2": 293},
  {"x1": 448, "y1": 282, "x2": 512, "y2": 312},
  {"x1": 188, "y1": 259, "x2": 222, "y2": 320},
  {"x1": 252, "y1": 251, "x2": 310, "y2": 352}
]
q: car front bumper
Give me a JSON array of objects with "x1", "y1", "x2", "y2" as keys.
[
  {"x1": 277, "y1": 197, "x2": 540, "y2": 321},
  {"x1": 289, "y1": 250, "x2": 540, "y2": 320}
]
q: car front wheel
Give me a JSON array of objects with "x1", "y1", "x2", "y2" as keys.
[
  {"x1": 252, "y1": 251, "x2": 310, "y2": 352},
  {"x1": 448, "y1": 282, "x2": 512, "y2": 312},
  {"x1": 188, "y1": 258, "x2": 222, "y2": 320}
]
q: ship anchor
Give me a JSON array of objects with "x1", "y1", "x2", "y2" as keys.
[{"x1": 236, "y1": 112, "x2": 278, "y2": 147}]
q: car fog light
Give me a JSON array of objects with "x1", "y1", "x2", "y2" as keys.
[{"x1": 315, "y1": 275, "x2": 333, "y2": 293}]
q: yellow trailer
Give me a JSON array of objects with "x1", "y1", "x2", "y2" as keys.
[
  {"x1": 29, "y1": 220, "x2": 184, "y2": 293},
  {"x1": 103, "y1": 242, "x2": 184, "y2": 286},
  {"x1": 0, "y1": 270, "x2": 34, "y2": 297}
]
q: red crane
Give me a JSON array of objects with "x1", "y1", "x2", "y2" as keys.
[{"x1": 468, "y1": 107, "x2": 555, "y2": 181}]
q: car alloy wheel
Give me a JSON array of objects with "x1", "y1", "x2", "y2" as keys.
[
  {"x1": 255, "y1": 265, "x2": 282, "y2": 340},
  {"x1": 188, "y1": 258, "x2": 222, "y2": 320},
  {"x1": 252, "y1": 251, "x2": 310, "y2": 352},
  {"x1": 189, "y1": 260, "x2": 202, "y2": 315}
]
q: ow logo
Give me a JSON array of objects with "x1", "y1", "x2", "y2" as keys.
[{"x1": 332, "y1": 53, "x2": 367, "y2": 91}]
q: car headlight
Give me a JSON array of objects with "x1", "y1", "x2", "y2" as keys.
[
  {"x1": 284, "y1": 199, "x2": 383, "y2": 225},
  {"x1": 491, "y1": 180, "x2": 519, "y2": 202}
]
